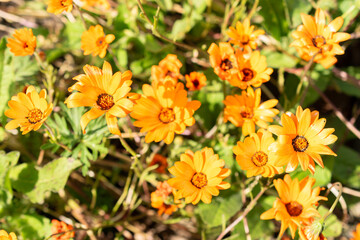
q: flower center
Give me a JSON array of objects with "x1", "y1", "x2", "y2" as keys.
[
  {"x1": 158, "y1": 108, "x2": 175, "y2": 123},
  {"x1": 292, "y1": 135, "x2": 309, "y2": 152},
  {"x1": 60, "y1": 0, "x2": 69, "y2": 6},
  {"x1": 192, "y1": 79, "x2": 200, "y2": 88},
  {"x1": 240, "y1": 108, "x2": 253, "y2": 119},
  {"x1": 241, "y1": 36, "x2": 249, "y2": 45},
  {"x1": 220, "y1": 58, "x2": 233, "y2": 71},
  {"x1": 191, "y1": 172, "x2": 208, "y2": 189},
  {"x1": 27, "y1": 108, "x2": 43, "y2": 124},
  {"x1": 285, "y1": 201, "x2": 303, "y2": 217},
  {"x1": 96, "y1": 93, "x2": 114, "y2": 110},
  {"x1": 312, "y1": 35, "x2": 326, "y2": 48},
  {"x1": 251, "y1": 151, "x2": 268, "y2": 167},
  {"x1": 23, "y1": 42, "x2": 29, "y2": 49},
  {"x1": 165, "y1": 70, "x2": 176, "y2": 78},
  {"x1": 242, "y1": 68, "x2": 254, "y2": 81},
  {"x1": 96, "y1": 37, "x2": 105, "y2": 46}
]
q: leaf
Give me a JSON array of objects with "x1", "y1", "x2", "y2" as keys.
[
  {"x1": 262, "y1": 49, "x2": 297, "y2": 68},
  {"x1": 0, "y1": 151, "x2": 20, "y2": 208}
]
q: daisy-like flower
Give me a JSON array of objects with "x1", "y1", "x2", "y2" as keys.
[
  {"x1": 149, "y1": 154, "x2": 168, "y2": 174},
  {"x1": 260, "y1": 174, "x2": 327, "y2": 238},
  {"x1": 290, "y1": 8, "x2": 351, "y2": 69},
  {"x1": 228, "y1": 50, "x2": 273, "y2": 89},
  {"x1": 269, "y1": 106, "x2": 337, "y2": 174},
  {"x1": 151, "y1": 181, "x2": 180, "y2": 216},
  {"x1": 351, "y1": 223, "x2": 360, "y2": 240},
  {"x1": 227, "y1": 18, "x2": 265, "y2": 54},
  {"x1": 130, "y1": 81, "x2": 201, "y2": 144},
  {"x1": 0, "y1": 230, "x2": 17, "y2": 240},
  {"x1": 151, "y1": 54, "x2": 183, "y2": 84},
  {"x1": 80, "y1": 0, "x2": 110, "y2": 10},
  {"x1": 7, "y1": 28, "x2": 36, "y2": 56},
  {"x1": 5, "y1": 86, "x2": 53, "y2": 135},
  {"x1": 168, "y1": 147, "x2": 231, "y2": 205},
  {"x1": 47, "y1": 0, "x2": 73, "y2": 14},
  {"x1": 65, "y1": 61, "x2": 138, "y2": 135},
  {"x1": 185, "y1": 72, "x2": 207, "y2": 91},
  {"x1": 233, "y1": 130, "x2": 283, "y2": 178},
  {"x1": 81, "y1": 25, "x2": 115, "y2": 58},
  {"x1": 208, "y1": 42, "x2": 237, "y2": 81},
  {"x1": 51, "y1": 219, "x2": 74, "y2": 240},
  {"x1": 299, "y1": 218, "x2": 326, "y2": 240},
  {"x1": 223, "y1": 87, "x2": 279, "y2": 136}
]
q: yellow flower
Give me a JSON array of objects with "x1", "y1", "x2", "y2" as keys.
[
  {"x1": 5, "y1": 86, "x2": 53, "y2": 135},
  {"x1": 7, "y1": 28, "x2": 36, "y2": 56},
  {"x1": 151, "y1": 181, "x2": 180, "y2": 216},
  {"x1": 151, "y1": 54, "x2": 183, "y2": 84},
  {"x1": 168, "y1": 147, "x2": 231, "y2": 205},
  {"x1": 233, "y1": 129, "x2": 283, "y2": 178},
  {"x1": 290, "y1": 8, "x2": 351, "y2": 69},
  {"x1": 0, "y1": 230, "x2": 17, "y2": 240},
  {"x1": 65, "y1": 61, "x2": 138, "y2": 135},
  {"x1": 130, "y1": 81, "x2": 200, "y2": 144},
  {"x1": 81, "y1": 25, "x2": 115, "y2": 58},
  {"x1": 223, "y1": 87, "x2": 279, "y2": 136},
  {"x1": 299, "y1": 218, "x2": 326, "y2": 240},
  {"x1": 269, "y1": 106, "x2": 337, "y2": 174},
  {"x1": 47, "y1": 0, "x2": 73, "y2": 14},
  {"x1": 185, "y1": 71, "x2": 207, "y2": 91},
  {"x1": 208, "y1": 42, "x2": 237, "y2": 81},
  {"x1": 260, "y1": 174, "x2": 327, "y2": 238},
  {"x1": 351, "y1": 223, "x2": 360, "y2": 240}
]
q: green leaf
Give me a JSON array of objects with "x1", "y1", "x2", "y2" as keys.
[
  {"x1": 262, "y1": 49, "x2": 297, "y2": 68},
  {"x1": 8, "y1": 213, "x2": 52, "y2": 239}
]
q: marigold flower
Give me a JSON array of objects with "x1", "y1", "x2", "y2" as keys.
[
  {"x1": 290, "y1": 8, "x2": 351, "y2": 69},
  {"x1": 65, "y1": 61, "x2": 138, "y2": 135},
  {"x1": 51, "y1": 219, "x2": 74, "y2": 240},
  {"x1": 168, "y1": 147, "x2": 231, "y2": 205},
  {"x1": 208, "y1": 42, "x2": 237, "y2": 81},
  {"x1": 7, "y1": 28, "x2": 36, "y2": 56},
  {"x1": 131, "y1": 81, "x2": 201, "y2": 144},
  {"x1": 149, "y1": 154, "x2": 168, "y2": 174},
  {"x1": 151, "y1": 181, "x2": 180, "y2": 216},
  {"x1": 185, "y1": 72, "x2": 207, "y2": 91},
  {"x1": 80, "y1": 0, "x2": 110, "y2": 10},
  {"x1": 299, "y1": 218, "x2": 326, "y2": 240},
  {"x1": 5, "y1": 86, "x2": 53, "y2": 135},
  {"x1": 269, "y1": 106, "x2": 337, "y2": 174},
  {"x1": 233, "y1": 130, "x2": 283, "y2": 178},
  {"x1": 47, "y1": 0, "x2": 73, "y2": 14},
  {"x1": 260, "y1": 175, "x2": 327, "y2": 238},
  {"x1": 81, "y1": 25, "x2": 115, "y2": 59},
  {"x1": 351, "y1": 223, "x2": 360, "y2": 240},
  {"x1": 0, "y1": 230, "x2": 17, "y2": 240},
  {"x1": 151, "y1": 54, "x2": 183, "y2": 84},
  {"x1": 227, "y1": 18, "x2": 265, "y2": 54},
  {"x1": 223, "y1": 87, "x2": 279, "y2": 136},
  {"x1": 228, "y1": 50, "x2": 273, "y2": 89}
]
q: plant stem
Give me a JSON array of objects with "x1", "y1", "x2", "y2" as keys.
[
  {"x1": 322, "y1": 182, "x2": 343, "y2": 222},
  {"x1": 73, "y1": 3, "x2": 87, "y2": 30},
  {"x1": 44, "y1": 122, "x2": 72, "y2": 152}
]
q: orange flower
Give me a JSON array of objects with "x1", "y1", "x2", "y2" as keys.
[
  {"x1": 290, "y1": 8, "x2": 351, "y2": 69},
  {"x1": 7, "y1": 28, "x2": 36, "y2": 56},
  {"x1": 185, "y1": 72, "x2": 207, "y2": 91},
  {"x1": 65, "y1": 61, "x2": 138, "y2": 135},
  {"x1": 151, "y1": 181, "x2": 180, "y2": 216},
  {"x1": 131, "y1": 81, "x2": 201, "y2": 144},
  {"x1": 80, "y1": 0, "x2": 110, "y2": 10},
  {"x1": 227, "y1": 18, "x2": 265, "y2": 54},
  {"x1": 223, "y1": 87, "x2": 279, "y2": 136},
  {"x1": 51, "y1": 219, "x2": 74, "y2": 240},
  {"x1": 228, "y1": 50, "x2": 273, "y2": 89},
  {"x1": 168, "y1": 147, "x2": 231, "y2": 205},
  {"x1": 149, "y1": 154, "x2": 168, "y2": 174},
  {"x1": 269, "y1": 106, "x2": 337, "y2": 174},
  {"x1": 299, "y1": 218, "x2": 327, "y2": 240},
  {"x1": 151, "y1": 54, "x2": 183, "y2": 84},
  {"x1": 81, "y1": 25, "x2": 115, "y2": 58},
  {"x1": 260, "y1": 175, "x2": 327, "y2": 238},
  {"x1": 351, "y1": 223, "x2": 360, "y2": 240},
  {"x1": 208, "y1": 42, "x2": 237, "y2": 81},
  {"x1": 47, "y1": 0, "x2": 73, "y2": 14},
  {"x1": 0, "y1": 230, "x2": 17, "y2": 240},
  {"x1": 5, "y1": 86, "x2": 53, "y2": 135}
]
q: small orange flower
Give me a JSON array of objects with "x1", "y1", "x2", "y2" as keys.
[
  {"x1": 7, "y1": 28, "x2": 36, "y2": 56},
  {"x1": 47, "y1": 0, "x2": 73, "y2": 14},
  {"x1": 149, "y1": 154, "x2": 168, "y2": 174},
  {"x1": 151, "y1": 54, "x2": 183, "y2": 84},
  {"x1": 80, "y1": 0, "x2": 110, "y2": 10},
  {"x1": 81, "y1": 25, "x2": 115, "y2": 58},
  {"x1": 299, "y1": 218, "x2": 327, "y2": 240},
  {"x1": 0, "y1": 230, "x2": 17, "y2": 240},
  {"x1": 290, "y1": 8, "x2": 351, "y2": 69},
  {"x1": 185, "y1": 72, "x2": 207, "y2": 91},
  {"x1": 351, "y1": 223, "x2": 360, "y2": 240},
  {"x1": 227, "y1": 18, "x2": 265, "y2": 54},
  {"x1": 151, "y1": 181, "x2": 180, "y2": 216},
  {"x1": 131, "y1": 81, "x2": 200, "y2": 144},
  {"x1": 5, "y1": 86, "x2": 53, "y2": 135},
  {"x1": 168, "y1": 147, "x2": 231, "y2": 205},
  {"x1": 260, "y1": 175, "x2": 327, "y2": 238},
  {"x1": 51, "y1": 219, "x2": 74, "y2": 240},
  {"x1": 228, "y1": 50, "x2": 273, "y2": 89},
  {"x1": 208, "y1": 42, "x2": 237, "y2": 81},
  {"x1": 223, "y1": 87, "x2": 279, "y2": 136}
]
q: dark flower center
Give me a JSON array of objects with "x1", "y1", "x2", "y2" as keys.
[
  {"x1": 312, "y1": 35, "x2": 326, "y2": 48},
  {"x1": 27, "y1": 108, "x2": 43, "y2": 124},
  {"x1": 242, "y1": 68, "x2": 254, "y2": 81},
  {"x1": 285, "y1": 201, "x2": 303, "y2": 217},
  {"x1": 240, "y1": 108, "x2": 253, "y2": 119},
  {"x1": 96, "y1": 37, "x2": 105, "y2": 46},
  {"x1": 191, "y1": 172, "x2": 208, "y2": 189},
  {"x1": 292, "y1": 135, "x2": 309, "y2": 152},
  {"x1": 97, "y1": 93, "x2": 114, "y2": 110},
  {"x1": 192, "y1": 79, "x2": 200, "y2": 88},
  {"x1": 158, "y1": 108, "x2": 175, "y2": 123},
  {"x1": 220, "y1": 59, "x2": 233, "y2": 71},
  {"x1": 251, "y1": 151, "x2": 268, "y2": 167}
]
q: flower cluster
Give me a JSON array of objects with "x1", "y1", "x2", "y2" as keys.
[
  {"x1": 150, "y1": 181, "x2": 180, "y2": 216},
  {"x1": 51, "y1": 219, "x2": 75, "y2": 240}
]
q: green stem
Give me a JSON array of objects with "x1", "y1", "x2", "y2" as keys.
[
  {"x1": 118, "y1": 136, "x2": 143, "y2": 173},
  {"x1": 111, "y1": 169, "x2": 134, "y2": 216},
  {"x1": 322, "y1": 182, "x2": 343, "y2": 222}
]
